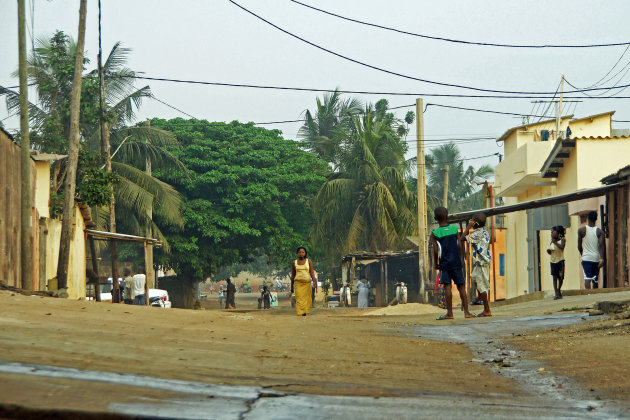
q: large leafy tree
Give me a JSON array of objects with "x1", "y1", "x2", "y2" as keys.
[
  {"x1": 425, "y1": 142, "x2": 494, "y2": 214},
  {"x1": 311, "y1": 99, "x2": 417, "y2": 274},
  {"x1": 150, "y1": 118, "x2": 329, "y2": 307}
]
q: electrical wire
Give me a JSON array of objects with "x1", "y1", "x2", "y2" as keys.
[
  {"x1": 152, "y1": 96, "x2": 198, "y2": 119},
  {"x1": 228, "y1": 0, "x2": 630, "y2": 95},
  {"x1": 120, "y1": 75, "x2": 630, "y2": 99},
  {"x1": 288, "y1": 0, "x2": 630, "y2": 49}
]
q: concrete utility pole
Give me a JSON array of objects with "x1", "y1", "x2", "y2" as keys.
[
  {"x1": 416, "y1": 98, "x2": 428, "y2": 303},
  {"x1": 555, "y1": 75, "x2": 564, "y2": 140},
  {"x1": 56, "y1": 0, "x2": 87, "y2": 290},
  {"x1": 18, "y1": 0, "x2": 32, "y2": 290},
  {"x1": 442, "y1": 165, "x2": 449, "y2": 208},
  {"x1": 145, "y1": 119, "x2": 154, "y2": 290}
]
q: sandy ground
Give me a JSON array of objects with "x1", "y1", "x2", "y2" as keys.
[
  {"x1": 508, "y1": 315, "x2": 630, "y2": 401},
  {"x1": 0, "y1": 291, "x2": 515, "y2": 399},
  {"x1": 0, "y1": 288, "x2": 629, "y2": 415}
]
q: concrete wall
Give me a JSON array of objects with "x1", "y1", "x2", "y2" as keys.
[
  {"x1": 39, "y1": 205, "x2": 86, "y2": 299},
  {"x1": 34, "y1": 161, "x2": 50, "y2": 218}
]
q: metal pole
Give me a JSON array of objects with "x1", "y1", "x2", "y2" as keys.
[
  {"x1": 416, "y1": 98, "x2": 428, "y2": 303},
  {"x1": 490, "y1": 184, "x2": 497, "y2": 301},
  {"x1": 18, "y1": 0, "x2": 32, "y2": 290}
]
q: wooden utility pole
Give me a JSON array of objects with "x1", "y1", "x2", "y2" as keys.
[
  {"x1": 18, "y1": 0, "x2": 32, "y2": 290},
  {"x1": 415, "y1": 98, "x2": 428, "y2": 303},
  {"x1": 145, "y1": 120, "x2": 154, "y2": 290},
  {"x1": 442, "y1": 165, "x2": 449, "y2": 208},
  {"x1": 57, "y1": 0, "x2": 87, "y2": 290}
]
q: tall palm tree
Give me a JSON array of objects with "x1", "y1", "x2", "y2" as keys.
[
  {"x1": 312, "y1": 104, "x2": 417, "y2": 259},
  {"x1": 1, "y1": 32, "x2": 185, "y2": 246},
  {"x1": 298, "y1": 89, "x2": 362, "y2": 167},
  {"x1": 425, "y1": 143, "x2": 494, "y2": 214}
]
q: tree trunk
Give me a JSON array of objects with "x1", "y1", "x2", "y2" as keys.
[
  {"x1": 57, "y1": 0, "x2": 87, "y2": 290},
  {"x1": 181, "y1": 277, "x2": 199, "y2": 309}
]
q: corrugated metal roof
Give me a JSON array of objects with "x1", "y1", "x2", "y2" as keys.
[
  {"x1": 497, "y1": 111, "x2": 615, "y2": 144},
  {"x1": 601, "y1": 164, "x2": 630, "y2": 184}
]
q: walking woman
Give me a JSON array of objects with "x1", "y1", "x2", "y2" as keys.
[
  {"x1": 547, "y1": 225, "x2": 566, "y2": 299},
  {"x1": 291, "y1": 247, "x2": 317, "y2": 316}
]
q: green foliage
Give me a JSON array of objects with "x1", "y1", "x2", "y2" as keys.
[
  {"x1": 307, "y1": 97, "x2": 417, "y2": 269},
  {"x1": 150, "y1": 119, "x2": 329, "y2": 280},
  {"x1": 75, "y1": 151, "x2": 116, "y2": 207},
  {"x1": 425, "y1": 143, "x2": 494, "y2": 215}
]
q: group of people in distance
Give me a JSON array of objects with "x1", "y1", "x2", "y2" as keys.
[
  {"x1": 542, "y1": 210, "x2": 605, "y2": 300},
  {"x1": 432, "y1": 207, "x2": 605, "y2": 320},
  {"x1": 122, "y1": 267, "x2": 147, "y2": 305}
]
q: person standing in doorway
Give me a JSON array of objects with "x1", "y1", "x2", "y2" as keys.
[
  {"x1": 225, "y1": 278, "x2": 236, "y2": 309},
  {"x1": 357, "y1": 277, "x2": 370, "y2": 308},
  {"x1": 460, "y1": 212, "x2": 492, "y2": 317},
  {"x1": 547, "y1": 226, "x2": 566, "y2": 299},
  {"x1": 431, "y1": 207, "x2": 474, "y2": 320},
  {"x1": 123, "y1": 268, "x2": 134, "y2": 305},
  {"x1": 291, "y1": 247, "x2": 317, "y2": 316},
  {"x1": 132, "y1": 267, "x2": 146, "y2": 306},
  {"x1": 578, "y1": 211, "x2": 605, "y2": 289}
]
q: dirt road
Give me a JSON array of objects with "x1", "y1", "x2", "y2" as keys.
[{"x1": 0, "y1": 289, "x2": 628, "y2": 418}]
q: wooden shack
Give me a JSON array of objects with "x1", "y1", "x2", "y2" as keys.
[{"x1": 601, "y1": 166, "x2": 630, "y2": 288}]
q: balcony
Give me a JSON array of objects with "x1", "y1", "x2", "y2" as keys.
[{"x1": 495, "y1": 140, "x2": 556, "y2": 197}]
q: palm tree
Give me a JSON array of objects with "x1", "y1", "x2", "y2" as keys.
[
  {"x1": 312, "y1": 104, "x2": 417, "y2": 260},
  {"x1": 298, "y1": 89, "x2": 362, "y2": 167},
  {"x1": 425, "y1": 143, "x2": 494, "y2": 214},
  {"x1": 1, "y1": 32, "x2": 185, "y2": 245}
]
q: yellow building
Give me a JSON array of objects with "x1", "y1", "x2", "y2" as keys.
[{"x1": 494, "y1": 111, "x2": 630, "y2": 298}]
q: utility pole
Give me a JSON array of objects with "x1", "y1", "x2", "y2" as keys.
[
  {"x1": 555, "y1": 75, "x2": 564, "y2": 140},
  {"x1": 416, "y1": 98, "x2": 428, "y2": 303},
  {"x1": 57, "y1": 0, "x2": 87, "y2": 290},
  {"x1": 18, "y1": 0, "x2": 32, "y2": 290},
  {"x1": 145, "y1": 119, "x2": 154, "y2": 290},
  {"x1": 442, "y1": 165, "x2": 449, "y2": 208}
]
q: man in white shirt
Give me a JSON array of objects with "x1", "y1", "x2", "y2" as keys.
[{"x1": 132, "y1": 267, "x2": 147, "y2": 305}]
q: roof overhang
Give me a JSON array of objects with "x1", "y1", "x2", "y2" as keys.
[
  {"x1": 31, "y1": 151, "x2": 68, "y2": 161},
  {"x1": 86, "y1": 229, "x2": 162, "y2": 246},
  {"x1": 448, "y1": 182, "x2": 624, "y2": 223},
  {"x1": 601, "y1": 164, "x2": 630, "y2": 184},
  {"x1": 496, "y1": 173, "x2": 546, "y2": 197}
]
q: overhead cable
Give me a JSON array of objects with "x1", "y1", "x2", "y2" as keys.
[
  {"x1": 288, "y1": 0, "x2": 630, "y2": 49},
  {"x1": 120, "y1": 75, "x2": 630, "y2": 99},
  {"x1": 227, "y1": 0, "x2": 630, "y2": 95}
]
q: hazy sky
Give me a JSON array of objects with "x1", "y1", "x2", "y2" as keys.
[{"x1": 2, "y1": 0, "x2": 630, "y2": 172}]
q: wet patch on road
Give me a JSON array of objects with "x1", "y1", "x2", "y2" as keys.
[{"x1": 411, "y1": 312, "x2": 623, "y2": 418}]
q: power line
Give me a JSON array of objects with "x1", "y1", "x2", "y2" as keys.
[
  {"x1": 582, "y1": 45, "x2": 630, "y2": 88},
  {"x1": 120, "y1": 75, "x2": 630, "y2": 99},
  {"x1": 152, "y1": 96, "x2": 198, "y2": 119},
  {"x1": 288, "y1": 0, "x2": 630, "y2": 49},
  {"x1": 228, "y1": 0, "x2": 630, "y2": 95}
]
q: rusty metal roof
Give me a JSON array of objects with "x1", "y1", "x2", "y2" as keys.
[{"x1": 601, "y1": 165, "x2": 630, "y2": 184}]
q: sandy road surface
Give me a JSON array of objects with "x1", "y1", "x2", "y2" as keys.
[{"x1": 0, "y1": 290, "x2": 629, "y2": 418}]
